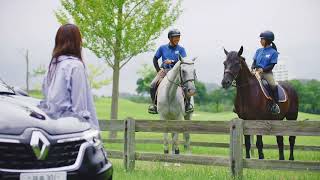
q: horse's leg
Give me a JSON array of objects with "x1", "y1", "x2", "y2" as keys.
[
  {"x1": 183, "y1": 132, "x2": 190, "y2": 153},
  {"x1": 286, "y1": 110, "x2": 298, "y2": 161},
  {"x1": 163, "y1": 133, "x2": 169, "y2": 154},
  {"x1": 256, "y1": 135, "x2": 264, "y2": 159},
  {"x1": 284, "y1": 84, "x2": 298, "y2": 161},
  {"x1": 163, "y1": 132, "x2": 170, "y2": 166},
  {"x1": 183, "y1": 113, "x2": 192, "y2": 154},
  {"x1": 171, "y1": 132, "x2": 179, "y2": 155},
  {"x1": 289, "y1": 136, "x2": 296, "y2": 160},
  {"x1": 244, "y1": 135, "x2": 251, "y2": 158},
  {"x1": 276, "y1": 136, "x2": 285, "y2": 160}
]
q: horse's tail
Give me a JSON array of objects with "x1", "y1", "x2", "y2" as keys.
[{"x1": 279, "y1": 81, "x2": 299, "y2": 120}]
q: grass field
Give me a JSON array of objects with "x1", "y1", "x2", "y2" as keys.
[{"x1": 29, "y1": 92, "x2": 320, "y2": 179}]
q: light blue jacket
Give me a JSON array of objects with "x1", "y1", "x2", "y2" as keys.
[{"x1": 39, "y1": 55, "x2": 99, "y2": 129}]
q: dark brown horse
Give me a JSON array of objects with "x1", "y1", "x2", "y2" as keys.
[{"x1": 221, "y1": 46, "x2": 299, "y2": 160}]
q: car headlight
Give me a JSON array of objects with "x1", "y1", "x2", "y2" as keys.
[
  {"x1": 83, "y1": 129, "x2": 102, "y2": 147},
  {"x1": 57, "y1": 129, "x2": 102, "y2": 147}
]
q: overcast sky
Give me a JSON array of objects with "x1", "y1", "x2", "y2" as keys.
[{"x1": 1, "y1": 0, "x2": 319, "y2": 95}]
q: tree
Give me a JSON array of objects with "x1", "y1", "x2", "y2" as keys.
[
  {"x1": 194, "y1": 81, "x2": 207, "y2": 105},
  {"x1": 32, "y1": 64, "x2": 47, "y2": 77},
  {"x1": 55, "y1": 0, "x2": 183, "y2": 126},
  {"x1": 18, "y1": 49, "x2": 31, "y2": 93},
  {"x1": 289, "y1": 79, "x2": 320, "y2": 114},
  {"x1": 25, "y1": 50, "x2": 30, "y2": 93},
  {"x1": 87, "y1": 64, "x2": 111, "y2": 91},
  {"x1": 31, "y1": 64, "x2": 47, "y2": 90},
  {"x1": 136, "y1": 64, "x2": 156, "y2": 95}
]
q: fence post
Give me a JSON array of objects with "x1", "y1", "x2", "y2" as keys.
[
  {"x1": 230, "y1": 119, "x2": 244, "y2": 179},
  {"x1": 124, "y1": 118, "x2": 136, "y2": 171}
]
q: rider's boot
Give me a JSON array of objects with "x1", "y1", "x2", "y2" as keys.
[
  {"x1": 185, "y1": 97, "x2": 194, "y2": 113},
  {"x1": 148, "y1": 87, "x2": 158, "y2": 114},
  {"x1": 271, "y1": 87, "x2": 280, "y2": 114}
]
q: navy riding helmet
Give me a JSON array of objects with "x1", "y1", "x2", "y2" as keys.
[
  {"x1": 259, "y1": 30, "x2": 275, "y2": 41},
  {"x1": 168, "y1": 29, "x2": 181, "y2": 39}
]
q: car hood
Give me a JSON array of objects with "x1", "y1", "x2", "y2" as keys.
[{"x1": 0, "y1": 95, "x2": 91, "y2": 135}]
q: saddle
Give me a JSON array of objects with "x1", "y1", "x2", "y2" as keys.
[{"x1": 254, "y1": 73, "x2": 287, "y2": 103}]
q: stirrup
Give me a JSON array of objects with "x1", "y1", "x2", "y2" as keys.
[
  {"x1": 185, "y1": 104, "x2": 194, "y2": 113},
  {"x1": 148, "y1": 105, "x2": 158, "y2": 114},
  {"x1": 271, "y1": 103, "x2": 280, "y2": 114}
]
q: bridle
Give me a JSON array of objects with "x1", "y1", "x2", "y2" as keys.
[
  {"x1": 224, "y1": 62, "x2": 241, "y2": 80},
  {"x1": 224, "y1": 58, "x2": 251, "y2": 88},
  {"x1": 167, "y1": 62, "x2": 197, "y2": 88}
]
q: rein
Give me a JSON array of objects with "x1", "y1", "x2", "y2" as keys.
[
  {"x1": 166, "y1": 62, "x2": 196, "y2": 87},
  {"x1": 232, "y1": 80, "x2": 251, "y2": 88}
]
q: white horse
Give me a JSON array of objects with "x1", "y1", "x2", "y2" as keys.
[{"x1": 157, "y1": 57, "x2": 197, "y2": 160}]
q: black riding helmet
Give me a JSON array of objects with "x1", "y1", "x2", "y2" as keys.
[
  {"x1": 259, "y1": 30, "x2": 275, "y2": 41},
  {"x1": 168, "y1": 29, "x2": 181, "y2": 39}
]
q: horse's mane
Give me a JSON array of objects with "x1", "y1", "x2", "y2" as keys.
[
  {"x1": 240, "y1": 57, "x2": 250, "y2": 70},
  {"x1": 239, "y1": 55, "x2": 253, "y2": 78}
]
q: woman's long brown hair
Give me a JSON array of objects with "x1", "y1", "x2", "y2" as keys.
[{"x1": 48, "y1": 24, "x2": 83, "y2": 83}]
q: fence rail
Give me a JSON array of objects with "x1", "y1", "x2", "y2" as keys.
[
  {"x1": 102, "y1": 138, "x2": 320, "y2": 151},
  {"x1": 99, "y1": 119, "x2": 320, "y2": 179}
]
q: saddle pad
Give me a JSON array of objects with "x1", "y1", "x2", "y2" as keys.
[{"x1": 254, "y1": 73, "x2": 287, "y2": 103}]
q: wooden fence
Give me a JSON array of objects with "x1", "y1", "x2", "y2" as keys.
[{"x1": 99, "y1": 119, "x2": 320, "y2": 179}]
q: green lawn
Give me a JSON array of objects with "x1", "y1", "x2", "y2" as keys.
[
  {"x1": 94, "y1": 97, "x2": 320, "y2": 121},
  {"x1": 29, "y1": 92, "x2": 320, "y2": 179},
  {"x1": 94, "y1": 97, "x2": 320, "y2": 180}
]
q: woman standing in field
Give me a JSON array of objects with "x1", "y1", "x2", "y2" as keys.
[{"x1": 40, "y1": 23, "x2": 99, "y2": 129}]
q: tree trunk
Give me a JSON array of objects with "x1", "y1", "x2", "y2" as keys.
[
  {"x1": 109, "y1": 3, "x2": 123, "y2": 138},
  {"x1": 110, "y1": 60, "x2": 120, "y2": 138},
  {"x1": 25, "y1": 49, "x2": 29, "y2": 93}
]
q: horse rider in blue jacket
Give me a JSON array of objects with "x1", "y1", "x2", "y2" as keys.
[
  {"x1": 251, "y1": 30, "x2": 280, "y2": 114},
  {"x1": 148, "y1": 29, "x2": 193, "y2": 114}
]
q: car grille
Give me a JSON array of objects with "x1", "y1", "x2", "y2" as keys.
[{"x1": 0, "y1": 140, "x2": 85, "y2": 169}]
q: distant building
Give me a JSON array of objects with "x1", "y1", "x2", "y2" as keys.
[{"x1": 274, "y1": 60, "x2": 288, "y2": 81}]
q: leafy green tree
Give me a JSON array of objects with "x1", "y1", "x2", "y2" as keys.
[
  {"x1": 55, "y1": 0, "x2": 182, "y2": 124},
  {"x1": 87, "y1": 64, "x2": 111, "y2": 91},
  {"x1": 289, "y1": 79, "x2": 320, "y2": 114},
  {"x1": 31, "y1": 64, "x2": 46, "y2": 90},
  {"x1": 194, "y1": 81, "x2": 207, "y2": 105},
  {"x1": 32, "y1": 64, "x2": 46, "y2": 77},
  {"x1": 136, "y1": 64, "x2": 156, "y2": 95}
]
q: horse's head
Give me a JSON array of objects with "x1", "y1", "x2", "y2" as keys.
[
  {"x1": 179, "y1": 57, "x2": 197, "y2": 97},
  {"x1": 221, "y1": 46, "x2": 243, "y2": 89}
]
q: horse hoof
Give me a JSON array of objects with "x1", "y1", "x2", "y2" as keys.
[
  {"x1": 246, "y1": 156, "x2": 250, "y2": 159},
  {"x1": 289, "y1": 157, "x2": 294, "y2": 161},
  {"x1": 174, "y1": 163, "x2": 181, "y2": 167},
  {"x1": 279, "y1": 157, "x2": 285, "y2": 160}
]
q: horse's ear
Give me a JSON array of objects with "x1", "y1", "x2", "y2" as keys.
[
  {"x1": 224, "y1": 48, "x2": 228, "y2": 55},
  {"x1": 238, "y1": 46, "x2": 243, "y2": 56}
]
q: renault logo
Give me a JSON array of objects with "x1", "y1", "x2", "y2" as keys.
[{"x1": 30, "y1": 131, "x2": 50, "y2": 160}]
